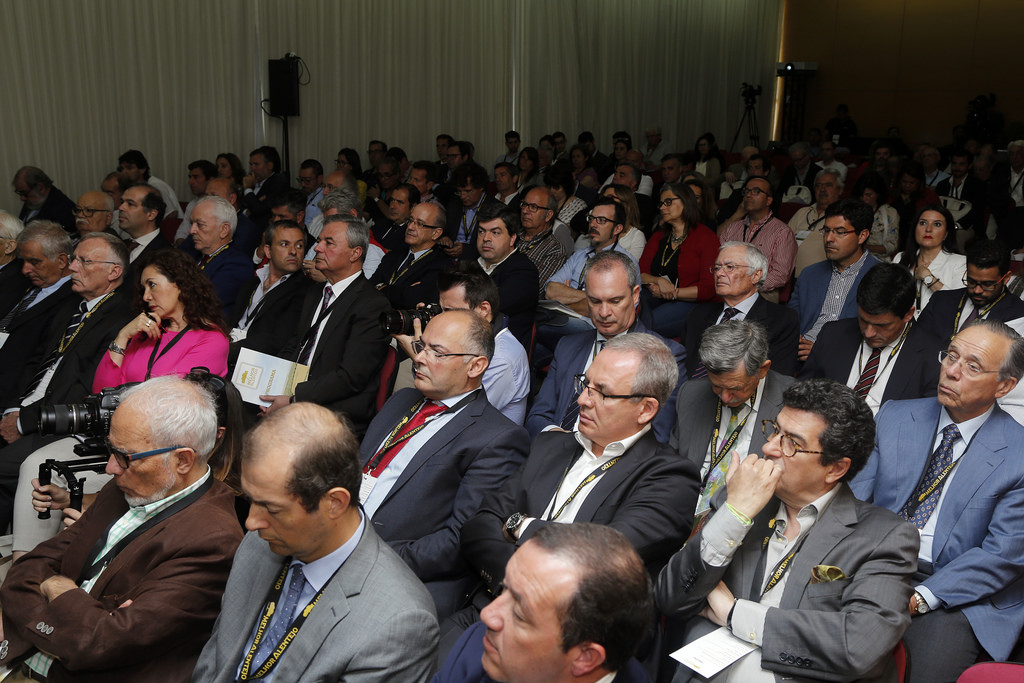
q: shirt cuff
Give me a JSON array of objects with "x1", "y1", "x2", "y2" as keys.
[
  {"x1": 699, "y1": 505, "x2": 753, "y2": 567},
  {"x1": 2, "y1": 408, "x2": 17, "y2": 417},
  {"x1": 516, "y1": 517, "x2": 537, "y2": 540},
  {"x1": 730, "y1": 599, "x2": 769, "y2": 646},
  {"x1": 916, "y1": 585, "x2": 941, "y2": 610}
]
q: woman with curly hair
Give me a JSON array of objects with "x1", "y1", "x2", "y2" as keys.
[
  {"x1": 215, "y1": 153, "x2": 245, "y2": 186},
  {"x1": 93, "y1": 248, "x2": 229, "y2": 389}
]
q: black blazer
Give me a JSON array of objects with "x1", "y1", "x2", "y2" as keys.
[
  {"x1": 685, "y1": 295, "x2": 800, "y2": 376},
  {"x1": 10, "y1": 285, "x2": 135, "y2": 431},
  {"x1": 280, "y1": 275, "x2": 390, "y2": 437},
  {"x1": 125, "y1": 232, "x2": 173, "y2": 284},
  {"x1": 778, "y1": 162, "x2": 824, "y2": 198},
  {"x1": 240, "y1": 173, "x2": 290, "y2": 229},
  {"x1": 935, "y1": 175, "x2": 987, "y2": 233},
  {"x1": 799, "y1": 319, "x2": 943, "y2": 405},
  {"x1": 444, "y1": 195, "x2": 505, "y2": 261},
  {"x1": 200, "y1": 245, "x2": 256, "y2": 320},
  {"x1": 227, "y1": 271, "x2": 314, "y2": 365},
  {"x1": 368, "y1": 246, "x2": 449, "y2": 310},
  {"x1": 19, "y1": 186, "x2": 76, "y2": 234},
  {"x1": 917, "y1": 287, "x2": 1024, "y2": 342},
  {"x1": 479, "y1": 251, "x2": 539, "y2": 350},
  {"x1": 461, "y1": 430, "x2": 700, "y2": 593},
  {"x1": 0, "y1": 280, "x2": 76, "y2": 404},
  {"x1": 0, "y1": 260, "x2": 30, "y2": 320}
]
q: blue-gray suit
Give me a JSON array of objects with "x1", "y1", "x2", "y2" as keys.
[
  {"x1": 851, "y1": 398, "x2": 1024, "y2": 660},
  {"x1": 788, "y1": 254, "x2": 879, "y2": 337},
  {"x1": 192, "y1": 529, "x2": 439, "y2": 683}
]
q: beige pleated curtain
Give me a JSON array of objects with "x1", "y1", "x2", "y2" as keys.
[{"x1": 0, "y1": 0, "x2": 781, "y2": 212}]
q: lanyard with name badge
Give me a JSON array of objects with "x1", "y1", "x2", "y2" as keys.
[
  {"x1": 702, "y1": 386, "x2": 758, "y2": 487},
  {"x1": 144, "y1": 327, "x2": 189, "y2": 380}
]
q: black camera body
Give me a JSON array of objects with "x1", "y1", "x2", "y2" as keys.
[
  {"x1": 380, "y1": 303, "x2": 444, "y2": 336},
  {"x1": 38, "y1": 383, "x2": 139, "y2": 438}
]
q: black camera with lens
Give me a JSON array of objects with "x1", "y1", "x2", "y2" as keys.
[
  {"x1": 38, "y1": 383, "x2": 139, "y2": 438},
  {"x1": 380, "y1": 303, "x2": 443, "y2": 336}
]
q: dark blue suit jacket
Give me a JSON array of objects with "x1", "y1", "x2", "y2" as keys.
[
  {"x1": 851, "y1": 399, "x2": 1024, "y2": 660},
  {"x1": 431, "y1": 623, "x2": 651, "y2": 683},
  {"x1": 525, "y1": 322, "x2": 686, "y2": 443},
  {"x1": 201, "y1": 244, "x2": 255, "y2": 319},
  {"x1": 788, "y1": 254, "x2": 880, "y2": 337},
  {"x1": 360, "y1": 388, "x2": 529, "y2": 619},
  {"x1": 917, "y1": 286, "x2": 1024, "y2": 342}
]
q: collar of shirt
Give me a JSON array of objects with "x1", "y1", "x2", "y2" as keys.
[
  {"x1": 575, "y1": 423, "x2": 651, "y2": 459},
  {"x1": 478, "y1": 251, "x2": 514, "y2": 274},
  {"x1": 132, "y1": 228, "x2": 161, "y2": 250},
  {"x1": 306, "y1": 186, "x2": 324, "y2": 207},
  {"x1": 831, "y1": 248, "x2": 869, "y2": 276},
  {"x1": 723, "y1": 292, "x2": 759, "y2": 320},
  {"x1": 936, "y1": 404, "x2": 994, "y2": 456},
  {"x1": 291, "y1": 510, "x2": 365, "y2": 592},
  {"x1": 38, "y1": 274, "x2": 71, "y2": 300},
  {"x1": 772, "y1": 483, "x2": 840, "y2": 541},
  {"x1": 724, "y1": 375, "x2": 766, "y2": 424},
  {"x1": 325, "y1": 269, "x2": 362, "y2": 300},
  {"x1": 256, "y1": 263, "x2": 292, "y2": 291},
  {"x1": 409, "y1": 245, "x2": 432, "y2": 260},
  {"x1": 437, "y1": 388, "x2": 477, "y2": 410},
  {"x1": 859, "y1": 322, "x2": 908, "y2": 357},
  {"x1": 131, "y1": 465, "x2": 212, "y2": 514},
  {"x1": 82, "y1": 291, "x2": 110, "y2": 310}
]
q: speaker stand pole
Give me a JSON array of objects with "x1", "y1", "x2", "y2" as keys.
[{"x1": 280, "y1": 115, "x2": 291, "y2": 181}]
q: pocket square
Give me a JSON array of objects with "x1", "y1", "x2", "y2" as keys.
[{"x1": 810, "y1": 564, "x2": 847, "y2": 584}]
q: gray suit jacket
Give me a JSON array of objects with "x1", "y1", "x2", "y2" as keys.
[
  {"x1": 669, "y1": 371, "x2": 794, "y2": 473},
  {"x1": 192, "y1": 527, "x2": 439, "y2": 683},
  {"x1": 656, "y1": 485, "x2": 919, "y2": 682}
]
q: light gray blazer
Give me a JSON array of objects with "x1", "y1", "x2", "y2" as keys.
[{"x1": 192, "y1": 527, "x2": 439, "y2": 683}]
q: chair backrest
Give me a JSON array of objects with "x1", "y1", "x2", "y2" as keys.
[
  {"x1": 774, "y1": 202, "x2": 805, "y2": 223},
  {"x1": 376, "y1": 346, "x2": 399, "y2": 411},
  {"x1": 957, "y1": 662, "x2": 1024, "y2": 682},
  {"x1": 894, "y1": 640, "x2": 909, "y2": 683},
  {"x1": 782, "y1": 185, "x2": 812, "y2": 205},
  {"x1": 940, "y1": 196, "x2": 973, "y2": 223},
  {"x1": 160, "y1": 216, "x2": 182, "y2": 243}
]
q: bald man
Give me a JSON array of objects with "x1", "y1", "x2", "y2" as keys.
[{"x1": 73, "y1": 192, "x2": 116, "y2": 238}]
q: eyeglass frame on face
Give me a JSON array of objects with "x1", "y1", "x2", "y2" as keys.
[
  {"x1": 73, "y1": 206, "x2": 112, "y2": 218},
  {"x1": 573, "y1": 374, "x2": 654, "y2": 402},
  {"x1": 658, "y1": 196, "x2": 680, "y2": 208},
  {"x1": 962, "y1": 272, "x2": 1009, "y2": 292},
  {"x1": 761, "y1": 419, "x2": 824, "y2": 457},
  {"x1": 411, "y1": 338, "x2": 480, "y2": 361},
  {"x1": 104, "y1": 442, "x2": 186, "y2": 469},
  {"x1": 710, "y1": 262, "x2": 753, "y2": 275},
  {"x1": 742, "y1": 187, "x2": 768, "y2": 197},
  {"x1": 938, "y1": 350, "x2": 1000, "y2": 378},
  {"x1": 520, "y1": 201, "x2": 551, "y2": 214},
  {"x1": 71, "y1": 255, "x2": 119, "y2": 268},
  {"x1": 820, "y1": 226, "x2": 857, "y2": 237},
  {"x1": 408, "y1": 216, "x2": 440, "y2": 231},
  {"x1": 586, "y1": 213, "x2": 617, "y2": 227}
]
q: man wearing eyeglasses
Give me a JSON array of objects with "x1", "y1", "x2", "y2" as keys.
[
  {"x1": 12, "y1": 166, "x2": 79, "y2": 236},
  {"x1": 800, "y1": 263, "x2": 944, "y2": 414},
  {"x1": 916, "y1": 239, "x2": 1024, "y2": 342},
  {"x1": 439, "y1": 162, "x2": 503, "y2": 261},
  {"x1": 719, "y1": 177, "x2": 796, "y2": 301},
  {"x1": 458, "y1": 333, "x2": 698, "y2": 641},
  {"x1": 515, "y1": 187, "x2": 569, "y2": 293},
  {"x1": 359, "y1": 309, "x2": 528, "y2": 620},
  {"x1": 72, "y1": 192, "x2": 116, "y2": 239},
  {"x1": 295, "y1": 158, "x2": 324, "y2": 228},
  {"x1": 657, "y1": 378, "x2": 919, "y2": 683},
  {"x1": 369, "y1": 201, "x2": 449, "y2": 309},
  {"x1": 0, "y1": 376, "x2": 243, "y2": 682},
  {"x1": 685, "y1": 243, "x2": 799, "y2": 377},
  {"x1": 789, "y1": 198, "x2": 880, "y2": 362},
  {"x1": 851, "y1": 319, "x2": 1024, "y2": 683}
]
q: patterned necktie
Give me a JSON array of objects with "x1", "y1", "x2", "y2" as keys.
[
  {"x1": 254, "y1": 564, "x2": 306, "y2": 669},
  {"x1": 900, "y1": 424, "x2": 961, "y2": 529},
  {"x1": 22, "y1": 301, "x2": 88, "y2": 402},
  {"x1": 696, "y1": 410, "x2": 741, "y2": 515},
  {"x1": 691, "y1": 308, "x2": 741, "y2": 379},
  {"x1": 853, "y1": 347, "x2": 882, "y2": 398},
  {"x1": 0, "y1": 287, "x2": 41, "y2": 332},
  {"x1": 560, "y1": 340, "x2": 604, "y2": 430},
  {"x1": 297, "y1": 286, "x2": 334, "y2": 365},
  {"x1": 367, "y1": 400, "x2": 448, "y2": 475},
  {"x1": 125, "y1": 239, "x2": 141, "y2": 253}
]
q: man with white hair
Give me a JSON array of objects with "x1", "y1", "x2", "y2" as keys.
[
  {"x1": 0, "y1": 212, "x2": 29, "y2": 319},
  {"x1": 188, "y1": 196, "x2": 255, "y2": 318},
  {"x1": 0, "y1": 376, "x2": 243, "y2": 682}
]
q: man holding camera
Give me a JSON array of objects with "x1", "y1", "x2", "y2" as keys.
[
  {"x1": 0, "y1": 376, "x2": 242, "y2": 682},
  {"x1": 360, "y1": 309, "x2": 528, "y2": 621}
]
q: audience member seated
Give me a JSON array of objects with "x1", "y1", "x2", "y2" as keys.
[
  {"x1": 296, "y1": 157, "x2": 324, "y2": 228},
  {"x1": 0, "y1": 212, "x2": 28, "y2": 318},
  {"x1": 789, "y1": 199, "x2": 880, "y2": 361},
  {"x1": 991, "y1": 140, "x2": 1024, "y2": 249},
  {"x1": 578, "y1": 130, "x2": 614, "y2": 182},
  {"x1": 588, "y1": 184, "x2": 647, "y2": 261},
  {"x1": 693, "y1": 132, "x2": 726, "y2": 189},
  {"x1": 71, "y1": 191, "x2": 116, "y2": 241},
  {"x1": 458, "y1": 334, "x2": 698, "y2": 633},
  {"x1": 227, "y1": 220, "x2": 312, "y2": 364},
  {"x1": 117, "y1": 149, "x2": 181, "y2": 219},
  {"x1": 187, "y1": 196, "x2": 256, "y2": 318},
  {"x1": 118, "y1": 183, "x2": 173, "y2": 282},
  {"x1": 545, "y1": 161, "x2": 588, "y2": 228},
  {"x1": 685, "y1": 242, "x2": 798, "y2": 377},
  {"x1": 193, "y1": 402, "x2": 439, "y2": 683},
  {"x1": 435, "y1": 524, "x2": 653, "y2": 683},
  {"x1": 441, "y1": 162, "x2": 502, "y2": 261},
  {"x1": 716, "y1": 153, "x2": 775, "y2": 227},
  {"x1": 369, "y1": 200, "x2": 449, "y2": 309},
  {"x1": 364, "y1": 155, "x2": 403, "y2": 226},
  {"x1": 718, "y1": 176, "x2": 796, "y2": 301},
  {"x1": 0, "y1": 376, "x2": 242, "y2": 682},
  {"x1": 893, "y1": 204, "x2": 966, "y2": 315},
  {"x1": 526, "y1": 251, "x2": 685, "y2": 443},
  {"x1": 372, "y1": 182, "x2": 418, "y2": 253},
  {"x1": 411, "y1": 159, "x2": 443, "y2": 206},
  {"x1": 241, "y1": 145, "x2": 290, "y2": 230},
  {"x1": 917, "y1": 239, "x2": 1024, "y2": 341},
  {"x1": 639, "y1": 182, "x2": 718, "y2": 338},
  {"x1": 516, "y1": 146, "x2": 541, "y2": 192},
  {"x1": 492, "y1": 161, "x2": 521, "y2": 208},
  {"x1": 672, "y1": 320, "x2": 794, "y2": 522},
  {"x1": 360, "y1": 310, "x2": 528, "y2": 619},
  {"x1": 516, "y1": 186, "x2": 569, "y2": 291},
  {"x1": 789, "y1": 168, "x2": 844, "y2": 275},
  {"x1": 215, "y1": 152, "x2": 245, "y2": 186},
  {"x1": 921, "y1": 144, "x2": 950, "y2": 188},
  {"x1": 936, "y1": 149, "x2": 986, "y2": 249},
  {"x1": 569, "y1": 143, "x2": 600, "y2": 191},
  {"x1": 854, "y1": 170, "x2": 900, "y2": 260},
  {"x1": 261, "y1": 215, "x2": 389, "y2": 437},
  {"x1": 473, "y1": 204, "x2": 539, "y2": 350},
  {"x1": 177, "y1": 159, "x2": 217, "y2": 242},
  {"x1": 202, "y1": 177, "x2": 261, "y2": 259},
  {"x1": 12, "y1": 166, "x2": 76, "y2": 235},
  {"x1": 892, "y1": 161, "x2": 940, "y2": 250},
  {"x1": 777, "y1": 141, "x2": 823, "y2": 200},
  {"x1": 817, "y1": 139, "x2": 848, "y2": 182},
  {"x1": 605, "y1": 161, "x2": 657, "y2": 231},
  {"x1": 658, "y1": 378, "x2": 917, "y2": 682},
  {"x1": 851, "y1": 319, "x2": 1024, "y2": 683},
  {"x1": 800, "y1": 263, "x2": 943, "y2": 414}
]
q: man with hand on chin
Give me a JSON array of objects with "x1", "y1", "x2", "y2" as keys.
[{"x1": 656, "y1": 379, "x2": 918, "y2": 683}]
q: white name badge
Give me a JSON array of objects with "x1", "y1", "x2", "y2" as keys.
[
  {"x1": 359, "y1": 472, "x2": 377, "y2": 505},
  {"x1": 229, "y1": 327, "x2": 248, "y2": 343}
]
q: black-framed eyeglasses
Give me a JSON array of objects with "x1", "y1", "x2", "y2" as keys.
[
  {"x1": 761, "y1": 419, "x2": 823, "y2": 458},
  {"x1": 520, "y1": 201, "x2": 549, "y2": 213},
  {"x1": 412, "y1": 339, "x2": 480, "y2": 361},
  {"x1": 573, "y1": 374, "x2": 653, "y2": 402},
  {"x1": 938, "y1": 350, "x2": 999, "y2": 378},
  {"x1": 105, "y1": 441, "x2": 185, "y2": 469},
  {"x1": 742, "y1": 187, "x2": 767, "y2": 197},
  {"x1": 586, "y1": 214, "x2": 616, "y2": 226},
  {"x1": 962, "y1": 272, "x2": 1008, "y2": 292},
  {"x1": 72, "y1": 206, "x2": 112, "y2": 217},
  {"x1": 408, "y1": 217, "x2": 440, "y2": 231},
  {"x1": 658, "y1": 197, "x2": 679, "y2": 208}
]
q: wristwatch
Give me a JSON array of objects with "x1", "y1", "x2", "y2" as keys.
[
  {"x1": 108, "y1": 341, "x2": 127, "y2": 355},
  {"x1": 913, "y1": 591, "x2": 930, "y2": 614},
  {"x1": 922, "y1": 274, "x2": 936, "y2": 287},
  {"x1": 503, "y1": 512, "x2": 527, "y2": 543}
]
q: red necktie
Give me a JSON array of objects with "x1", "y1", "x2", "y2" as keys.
[
  {"x1": 853, "y1": 347, "x2": 882, "y2": 398},
  {"x1": 364, "y1": 401, "x2": 448, "y2": 476}
]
